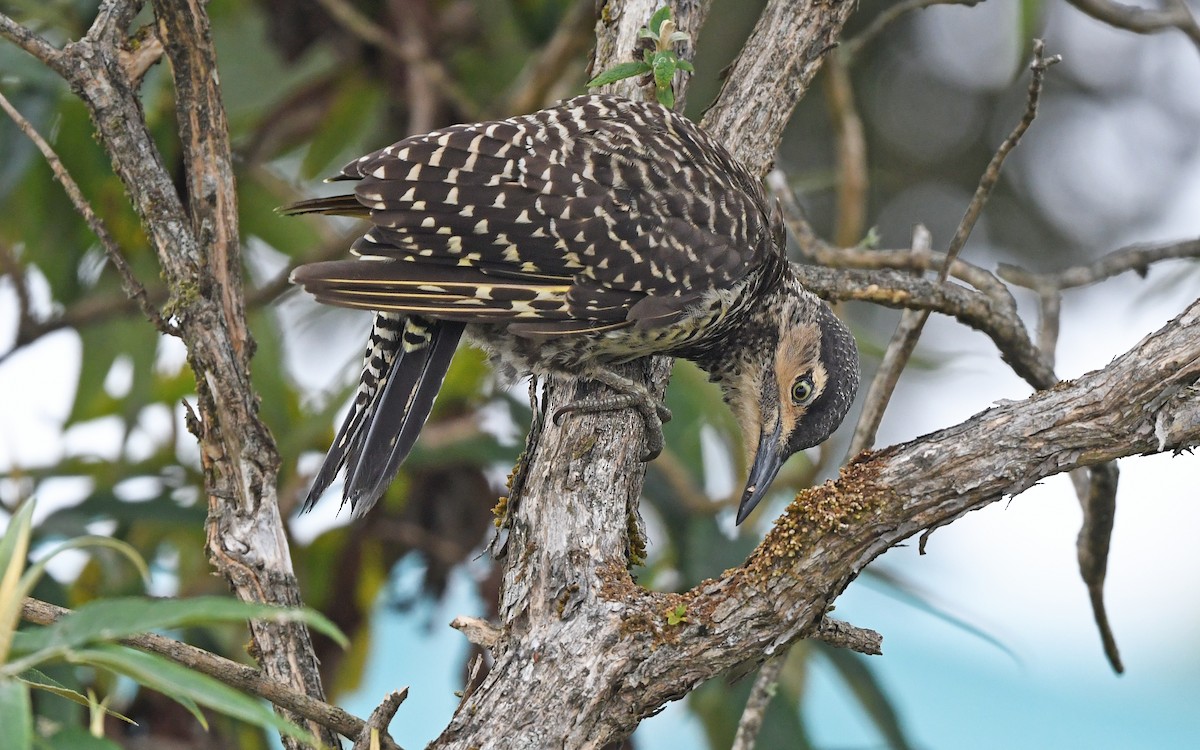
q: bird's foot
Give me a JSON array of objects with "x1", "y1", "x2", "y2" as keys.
[{"x1": 552, "y1": 369, "x2": 671, "y2": 461}]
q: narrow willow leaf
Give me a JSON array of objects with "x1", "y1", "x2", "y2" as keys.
[
  {"x1": 72, "y1": 645, "x2": 314, "y2": 744},
  {"x1": 12, "y1": 595, "x2": 346, "y2": 660},
  {"x1": 0, "y1": 678, "x2": 33, "y2": 750},
  {"x1": 0, "y1": 500, "x2": 35, "y2": 663},
  {"x1": 17, "y1": 669, "x2": 135, "y2": 724},
  {"x1": 648, "y1": 5, "x2": 671, "y2": 35},
  {"x1": 587, "y1": 61, "x2": 651, "y2": 89}
]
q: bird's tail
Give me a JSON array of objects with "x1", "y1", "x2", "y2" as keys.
[{"x1": 302, "y1": 313, "x2": 465, "y2": 516}]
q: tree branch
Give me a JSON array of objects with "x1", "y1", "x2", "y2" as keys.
[
  {"x1": 434, "y1": 2, "x2": 859, "y2": 747},
  {"x1": 731, "y1": 653, "x2": 786, "y2": 750},
  {"x1": 1067, "y1": 0, "x2": 1200, "y2": 54},
  {"x1": 19, "y1": 597, "x2": 393, "y2": 747},
  {"x1": 0, "y1": 3, "x2": 340, "y2": 746},
  {"x1": 0, "y1": 88, "x2": 170, "y2": 338},
  {"x1": 562, "y1": 298, "x2": 1200, "y2": 729}
]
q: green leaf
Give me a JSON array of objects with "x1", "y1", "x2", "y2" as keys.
[
  {"x1": 0, "y1": 500, "x2": 36, "y2": 663},
  {"x1": 586, "y1": 61, "x2": 651, "y2": 89},
  {"x1": 70, "y1": 645, "x2": 315, "y2": 744},
  {"x1": 10, "y1": 595, "x2": 345, "y2": 665},
  {"x1": 17, "y1": 668, "x2": 135, "y2": 724},
  {"x1": 648, "y1": 5, "x2": 672, "y2": 35},
  {"x1": 0, "y1": 678, "x2": 33, "y2": 750},
  {"x1": 652, "y1": 51, "x2": 678, "y2": 106},
  {"x1": 16, "y1": 537, "x2": 150, "y2": 631}
]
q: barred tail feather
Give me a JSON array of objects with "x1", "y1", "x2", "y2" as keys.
[
  {"x1": 301, "y1": 313, "x2": 406, "y2": 512},
  {"x1": 342, "y1": 317, "x2": 466, "y2": 515}
]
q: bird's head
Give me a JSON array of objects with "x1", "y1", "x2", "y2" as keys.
[{"x1": 722, "y1": 288, "x2": 859, "y2": 524}]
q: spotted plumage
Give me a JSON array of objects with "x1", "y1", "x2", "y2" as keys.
[{"x1": 289, "y1": 94, "x2": 859, "y2": 522}]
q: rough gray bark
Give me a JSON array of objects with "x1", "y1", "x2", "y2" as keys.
[
  {"x1": 433, "y1": 2, "x2": 865, "y2": 748},
  {"x1": 0, "y1": 2, "x2": 335, "y2": 746},
  {"x1": 431, "y1": 2, "x2": 1200, "y2": 748}
]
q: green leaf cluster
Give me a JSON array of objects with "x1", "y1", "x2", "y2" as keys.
[
  {"x1": 0, "y1": 500, "x2": 344, "y2": 749},
  {"x1": 586, "y1": 5, "x2": 695, "y2": 109}
]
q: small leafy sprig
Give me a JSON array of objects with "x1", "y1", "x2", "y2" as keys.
[{"x1": 587, "y1": 5, "x2": 694, "y2": 109}]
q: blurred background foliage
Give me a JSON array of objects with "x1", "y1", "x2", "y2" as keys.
[{"x1": 2, "y1": 0, "x2": 1199, "y2": 747}]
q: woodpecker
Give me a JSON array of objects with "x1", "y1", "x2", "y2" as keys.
[{"x1": 288, "y1": 95, "x2": 859, "y2": 524}]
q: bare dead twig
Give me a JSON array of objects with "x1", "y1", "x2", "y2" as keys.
[
  {"x1": 794, "y1": 264, "x2": 1057, "y2": 389},
  {"x1": 943, "y1": 40, "x2": 1060, "y2": 281},
  {"x1": 1067, "y1": 0, "x2": 1200, "y2": 54},
  {"x1": 0, "y1": 89, "x2": 173, "y2": 338},
  {"x1": 0, "y1": 243, "x2": 35, "y2": 344},
  {"x1": 21, "y1": 597, "x2": 377, "y2": 745},
  {"x1": 731, "y1": 654, "x2": 786, "y2": 750},
  {"x1": 0, "y1": 12, "x2": 66, "y2": 73},
  {"x1": 998, "y1": 237, "x2": 1200, "y2": 371},
  {"x1": 846, "y1": 39, "x2": 1060, "y2": 455},
  {"x1": 847, "y1": 225, "x2": 934, "y2": 457},
  {"x1": 352, "y1": 689, "x2": 409, "y2": 750},
  {"x1": 770, "y1": 171, "x2": 1022, "y2": 313},
  {"x1": 1070, "y1": 463, "x2": 1124, "y2": 673},
  {"x1": 1035, "y1": 287, "x2": 1063, "y2": 370},
  {"x1": 997, "y1": 238, "x2": 1200, "y2": 291},
  {"x1": 814, "y1": 617, "x2": 884, "y2": 655}
]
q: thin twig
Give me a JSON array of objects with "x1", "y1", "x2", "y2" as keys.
[
  {"x1": 1067, "y1": 0, "x2": 1200, "y2": 55},
  {"x1": 1035, "y1": 288, "x2": 1062, "y2": 370},
  {"x1": 844, "y1": 40, "x2": 1060, "y2": 455},
  {"x1": 814, "y1": 616, "x2": 884, "y2": 656},
  {"x1": 352, "y1": 689, "x2": 409, "y2": 750},
  {"x1": 1070, "y1": 463, "x2": 1124, "y2": 673},
  {"x1": 0, "y1": 243, "x2": 34, "y2": 341},
  {"x1": 0, "y1": 12, "x2": 66, "y2": 73},
  {"x1": 842, "y1": 0, "x2": 984, "y2": 62},
  {"x1": 793, "y1": 264, "x2": 1057, "y2": 389},
  {"x1": 847, "y1": 225, "x2": 934, "y2": 457},
  {"x1": 999, "y1": 237, "x2": 1200, "y2": 370},
  {"x1": 997, "y1": 237, "x2": 1200, "y2": 290},
  {"x1": 21, "y1": 597, "x2": 384, "y2": 746},
  {"x1": 0, "y1": 89, "x2": 172, "y2": 337},
  {"x1": 731, "y1": 654, "x2": 786, "y2": 750},
  {"x1": 942, "y1": 40, "x2": 1060, "y2": 283}
]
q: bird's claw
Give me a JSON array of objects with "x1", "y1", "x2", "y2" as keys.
[{"x1": 551, "y1": 376, "x2": 671, "y2": 461}]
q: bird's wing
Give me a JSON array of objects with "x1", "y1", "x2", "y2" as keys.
[{"x1": 287, "y1": 95, "x2": 775, "y2": 333}]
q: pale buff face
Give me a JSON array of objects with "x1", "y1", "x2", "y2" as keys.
[{"x1": 728, "y1": 320, "x2": 828, "y2": 464}]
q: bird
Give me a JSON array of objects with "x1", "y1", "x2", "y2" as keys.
[{"x1": 286, "y1": 94, "x2": 859, "y2": 524}]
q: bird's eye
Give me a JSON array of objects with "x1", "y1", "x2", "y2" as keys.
[{"x1": 791, "y1": 374, "x2": 816, "y2": 405}]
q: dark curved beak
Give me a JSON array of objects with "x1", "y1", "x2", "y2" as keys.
[{"x1": 736, "y1": 420, "x2": 785, "y2": 525}]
